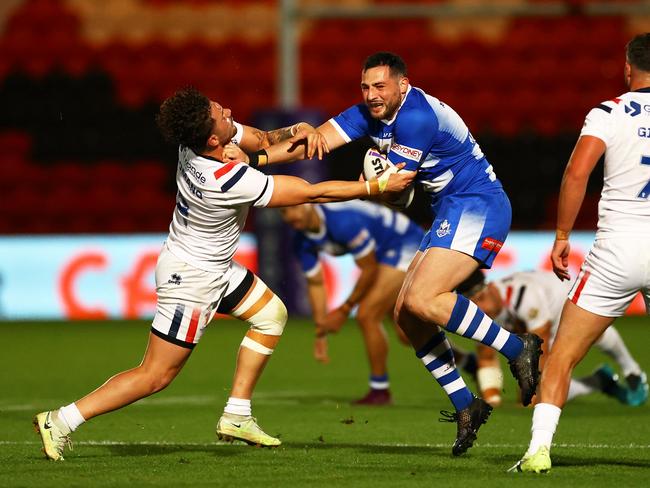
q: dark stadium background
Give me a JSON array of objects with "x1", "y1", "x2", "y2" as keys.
[{"x1": 2, "y1": 0, "x2": 630, "y2": 235}]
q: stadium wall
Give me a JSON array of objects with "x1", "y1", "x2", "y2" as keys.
[{"x1": 0, "y1": 231, "x2": 645, "y2": 320}]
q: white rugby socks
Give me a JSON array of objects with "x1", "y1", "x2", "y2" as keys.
[
  {"x1": 526, "y1": 403, "x2": 562, "y2": 455},
  {"x1": 56, "y1": 402, "x2": 86, "y2": 433},
  {"x1": 224, "y1": 397, "x2": 252, "y2": 417}
]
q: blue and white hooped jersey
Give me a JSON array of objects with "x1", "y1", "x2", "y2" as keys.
[
  {"x1": 330, "y1": 85, "x2": 502, "y2": 205},
  {"x1": 293, "y1": 201, "x2": 424, "y2": 276}
]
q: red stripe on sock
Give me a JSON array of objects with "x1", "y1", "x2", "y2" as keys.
[
  {"x1": 571, "y1": 270, "x2": 591, "y2": 304},
  {"x1": 185, "y1": 308, "x2": 201, "y2": 343}
]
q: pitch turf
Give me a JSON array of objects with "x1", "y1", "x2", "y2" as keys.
[{"x1": 1, "y1": 318, "x2": 648, "y2": 487}]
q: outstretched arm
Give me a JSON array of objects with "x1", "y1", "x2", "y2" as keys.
[
  {"x1": 237, "y1": 123, "x2": 301, "y2": 152},
  {"x1": 266, "y1": 168, "x2": 414, "y2": 207},
  {"x1": 228, "y1": 121, "x2": 348, "y2": 165}
]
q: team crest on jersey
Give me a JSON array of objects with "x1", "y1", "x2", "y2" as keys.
[
  {"x1": 168, "y1": 273, "x2": 182, "y2": 285},
  {"x1": 436, "y1": 219, "x2": 451, "y2": 238},
  {"x1": 527, "y1": 308, "x2": 539, "y2": 320}
]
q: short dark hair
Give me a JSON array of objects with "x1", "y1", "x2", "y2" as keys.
[
  {"x1": 363, "y1": 52, "x2": 407, "y2": 77},
  {"x1": 626, "y1": 33, "x2": 650, "y2": 72},
  {"x1": 156, "y1": 87, "x2": 213, "y2": 152},
  {"x1": 456, "y1": 269, "x2": 486, "y2": 298}
]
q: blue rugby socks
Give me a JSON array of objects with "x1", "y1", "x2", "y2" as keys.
[
  {"x1": 416, "y1": 330, "x2": 474, "y2": 411},
  {"x1": 446, "y1": 294, "x2": 523, "y2": 360}
]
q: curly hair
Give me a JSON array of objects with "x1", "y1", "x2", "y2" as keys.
[
  {"x1": 156, "y1": 87, "x2": 213, "y2": 152},
  {"x1": 627, "y1": 33, "x2": 650, "y2": 72}
]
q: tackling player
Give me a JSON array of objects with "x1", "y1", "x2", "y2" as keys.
[
  {"x1": 457, "y1": 269, "x2": 647, "y2": 407},
  {"x1": 32, "y1": 87, "x2": 413, "y2": 461},
  {"x1": 511, "y1": 33, "x2": 650, "y2": 473},
  {"x1": 227, "y1": 52, "x2": 544, "y2": 456}
]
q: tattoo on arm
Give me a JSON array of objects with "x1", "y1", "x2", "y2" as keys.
[
  {"x1": 249, "y1": 128, "x2": 269, "y2": 149},
  {"x1": 266, "y1": 126, "x2": 294, "y2": 144}
]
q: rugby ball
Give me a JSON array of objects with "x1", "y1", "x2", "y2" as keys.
[{"x1": 362, "y1": 147, "x2": 414, "y2": 208}]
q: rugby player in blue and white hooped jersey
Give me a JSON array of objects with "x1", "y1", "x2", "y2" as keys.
[
  {"x1": 281, "y1": 201, "x2": 422, "y2": 405},
  {"x1": 240, "y1": 52, "x2": 544, "y2": 456},
  {"x1": 32, "y1": 87, "x2": 413, "y2": 461}
]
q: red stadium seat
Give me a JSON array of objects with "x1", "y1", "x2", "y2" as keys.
[{"x1": 132, "y1": 160, "x2": 169, "y2": 188}]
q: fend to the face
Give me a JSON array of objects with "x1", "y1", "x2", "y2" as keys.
[
  {"x1": 209, "y1": 100, "x2": 236, "y2": 145},
  {"x1": 361, "y1": 65, "x2": 408, "y2": 121}
]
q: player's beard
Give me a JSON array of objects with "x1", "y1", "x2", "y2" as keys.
[{"x1": 367, "y1": 97, "x2": 399, "y2": 120}]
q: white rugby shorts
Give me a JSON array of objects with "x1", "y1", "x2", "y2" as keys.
[
  {"x1": 151, "y1": 244, "x2": 249, "y2": 348},
  {"x1": 568, "y1": 237, "x2": 650, "y2": 317}
]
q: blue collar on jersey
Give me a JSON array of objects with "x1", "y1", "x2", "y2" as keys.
[{"x1": 634, "y1": 87, "x2": 650, "y2": 93}]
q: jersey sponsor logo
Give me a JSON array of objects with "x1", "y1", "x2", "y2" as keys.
[
  {"x1": 436, "y1": 219, "x2": 451, "y2": 238},
  {"x1": 481, "y1": 237, "x2": 503, "y2": 252},
  {"x1": 637, "y1": 127, "x2": 650, "y2": 138},
  {"x1": 390, "y1": 142, "x2": 422, "y2": 162},
  {"x1": 625, "y1": 101, "x2": 642, "y2": 117},
  {"x1": 182, "y1": 161, "x2": 206, "y2": 184}
]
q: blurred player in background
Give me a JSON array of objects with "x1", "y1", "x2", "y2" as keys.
[
  {"x1": 511, "y1": 33, "x2": 650, "y2": 474},
  {"x1": 32, "y1": 87, "x2": 413, "y2": 461},
  {"x1": 457, "y1": 269, "x2": 647, "y2": 407},
  {"x1": 280, "y1": 201, "x2": 478, "y2": 405},
  {"x1": 232, "y1": 51, "x2": 543, "y2": 456}
]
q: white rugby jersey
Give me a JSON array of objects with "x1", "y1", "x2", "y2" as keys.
[
  {"x1": 580, "y1": 88, "x2": 650, "y2": 236},
  {"x1": 165, "y1": 145, "x2": 274, "y2": 273},
  {"x1": 492, "y1": 271, "x2": 572, "y2": 339}
]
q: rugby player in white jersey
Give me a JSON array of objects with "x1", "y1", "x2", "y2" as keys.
[
  {"x1": 32, "y1": 87, "x2": 413, "y2": 461},
  {"x1": 457, "y1": 269, "x2": 647, "y2": 407},
  {"x1": 511, "y1": 33, "x2": 650, "y2": 473}
]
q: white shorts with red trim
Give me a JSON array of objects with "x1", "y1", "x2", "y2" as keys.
[
  {"x1": 151, "y1": 244, "x2": 249, "y2": 348},
  {"x1": 568, "y1": 237, "x2": 650, "y2": 317}
]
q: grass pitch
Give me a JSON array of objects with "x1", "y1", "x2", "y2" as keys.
[{"x1": 1, "y1": 317, "x2": 648, "y2": 487}]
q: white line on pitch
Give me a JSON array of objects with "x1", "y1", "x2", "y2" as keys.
[{"x1": 2, "y1": 440, "x2": 650, "y2": 449}]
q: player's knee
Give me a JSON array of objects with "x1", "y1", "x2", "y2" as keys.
[
  {"x1": 139, "y1": 365, "x2": 179, "y2": 394},
  {"x1": 355, "y1": 305, "x2": 379, "y2": 328},
  {"x1": 404, "y1": 291, "x2": 449, "y2": 324},
  {"x1": 247, "y1": 294, "x2": 287, "y2": 336},
  {"x1": 401, "y1": 293, "x2": 429, "y2": 321}
]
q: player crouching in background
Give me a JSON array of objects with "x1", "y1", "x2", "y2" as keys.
[{"x1": 457, "y1": 269, "x2": 648, "y2": 407}]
